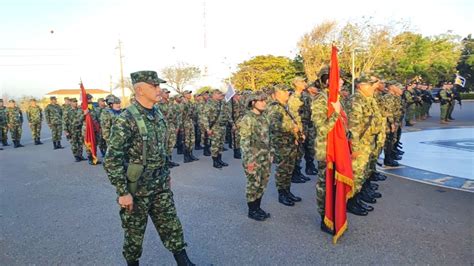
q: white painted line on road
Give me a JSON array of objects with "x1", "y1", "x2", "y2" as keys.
[
  {"x1": 429, "y1": 176, "x2": 454, "y2": 185},
  {"x1": 461, "y1": 181, "x2": 474, "y2": 190}
]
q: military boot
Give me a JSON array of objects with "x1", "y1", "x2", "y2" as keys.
[
  {"x1": 13, "y1": 141, "x2": 18, "y2": 148},
  {"x1": 173, "y1": 249, "x2": 195, "y2": 266},
  {"x1": 364, "y1": 183, "x2": 382, "y2": 198},
  {"x1": 212, "y1": 156, "x2": 222, "y2": 169},
  {"x1": 320, "y1": 215, "x2": 334, "y2": 235},
  {"x1": 74, "y1": 156, "x2": 82, "y2": 162},
  {"x1": 37, "y1": 138, "x2": 43, "y2": 145},
  {"x1": 360, "y1": 189, "x2": 376, "y2": 204},
  {"x1": 255, "y1": 197, "x2": 270, "y2": 218},
  {"x1": 217, "y1": 154, "x2": 228, "y2": 167},
  {"x1": 286, "y1": 190, "x2": 302, "y2": 202},
  {"x1": 17, "y1": 141, "x2": 24, "y2": 148},
  {"x1": 355, "y1": 193, "x2": 374, "y2": 212},
  {"x1": 233, "y1": 148, "x2": 242, "y2": 159},
  {"x1": 347, "y1": 196, "x2": 368, "y2": 216},
  {"x1": 189, "y1": 150, "x2": 199, "y2": 161},
  {"x1": 183, "y1": 150, "x2": 192, "y2": 163},
  {"x1": 278, "y1": 189, "x2": 294, "y2": 206},
  {"x1": 126, "y1": 260, "x2": 139, "y2": 266},
  {"x1": 384, "y1": 158, "x2": 399, "y2": 167},
  {"x1": 57, "y1": 141, "x2": 64, "y2": 149},
  {"x1": 247, "y1": 201, "x2": 266, "y2": 221},
  {"x1": 2, "y1": 140, "x2": 9, "y2": 146},
  {"x1": 291, "y1": 169, "x2": 305, "y2": 183},
  {"x1": 203, "y1": 144, "x2": 211, "y2": 156},
  {"x1": 305, "y1": 160, "x2": 318, "y2": 175},
  {"x1": 53, "y1": 141, "x2": 58, "y2": 150},
  {"x1": 169, "y1": 155, "x2": 180, "y2": 167},
  {"x1": 298, "y1": 168, "x2": 311, "y2": 181},
  {"x1": 34, "y1": 138, "x2": 39, "y2": 145}
]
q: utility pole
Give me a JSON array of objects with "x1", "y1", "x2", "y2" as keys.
[
  {"x1": 109, "y1": 75, "x2": 113, "y2": 93},
  {"x1": 116, "y1": 40, "x2": 125, "y2": 101}
]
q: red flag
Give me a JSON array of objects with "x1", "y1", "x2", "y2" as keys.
[
  {"x1": 80, "y1": 82, "x2": 98, "y2": 164},
  {"x1": 324, "y1": 45, "x2": 354, "y2": 244}
]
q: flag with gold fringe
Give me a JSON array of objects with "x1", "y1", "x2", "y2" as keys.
[{"x1": 80, "y1": 82, "x2": 98, "y2": 164}]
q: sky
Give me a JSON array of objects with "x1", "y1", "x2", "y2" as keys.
[{"x1": 0, "y1": 0, "x2": 473, "y2": 98}]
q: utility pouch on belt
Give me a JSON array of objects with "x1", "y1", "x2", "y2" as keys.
[{"x1": 126, "y1": 105, "x2": 148, "y2": 195}]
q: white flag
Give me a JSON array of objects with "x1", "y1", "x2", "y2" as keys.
[
  {"x1": 454, "y1": 74, "x2": 466, "y2": 87},
  {"x1": 225, "y1": 83, "x2": 236, "y2": 102}
]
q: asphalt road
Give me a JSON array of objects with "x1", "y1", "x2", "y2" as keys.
[{"x1": 0, "y1": 103, "x2": 473, "y2": 265}]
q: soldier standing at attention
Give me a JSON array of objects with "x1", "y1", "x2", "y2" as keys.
[
  {"x1": 266, "y1": 85, "x2": 302, "y2": 206},
  {"x1": 26, "y1": 98, "x2": 43, "y2": 145},
  {"x1": 157, "y1": 89, "x2": 180, "y2": 168},
  {"x1": 97, "y1": 97, "x2": 107, "y2": 156},
  {"x1": 0, "y1": 99, "x2": 8, "y2": 147},
  {"x1": 6, "y1": 99, "x2": 24, "y2": 148},
  {"x1": 439, "y1": 82, "x2": 451, "y2": 124},
  {"x1": 403, "y1": 82, "x2": 416, "y2": 126},
  {"x1": 80, "y1": 94, "x2": 101, "y2": 165},
  {"x1": 103, "y1": 70, "x2": 194, "y2": 266},
  {"x1": 239, "y1": 92, "x2": 271, "y2": 221},
  {"x1": 45, "y1": 96, "x2": 64, "y2": 149},
  {"x1": 63, "y1": 98, "x2": 86, "y2": 162},
  {"x1": 301, "y1": 83, "x2": 318, "y2": 175},
  {"x1": 100, "y1": 95, "x2": 122, "y2": 150},
  {"x1": 199, "y1": 91, "x2": 211, "y2": 156},
  {"x1": 182, "y1": 90, "x2": 199, "y2": 163},
  {"x1": 230, "y1": 92, "x2": 244, "y2": 159},
  {"x1": 202, "y1": 89, "x2": 229, "y2": 168}
]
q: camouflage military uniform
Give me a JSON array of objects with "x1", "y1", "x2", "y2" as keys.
[
  {"x1": 100, "y1": 107, "x2": 121, "y2": 144},
  {"x1": 202, "y1": 98, "x2": 229, "y2": 157},
  {"x1": 64, "y1": 107, "x2": 84, "y2": 158},
  {"x1": 230, "y1": 97, "x2": 245, "y2": 158},
  {"x1": 97, "y1": 106, "x2": 107, "y2": 155},
  {"x1": 45, "y1": 103, "x2": 63, "y2": 141},
  {"x1": 158, "y1": 99, "x2": 180, "y2": 158},
  {"x1": 79, "y1": 105, "x2": 101, "y2": 159},
  {"x1": 6, "y1": 106, "x2": 23, "y2": 141},
  {"x1": 266, "y1": 101, "x2": 297, "y2": 192},
  {"x1": 26, "y1": 105, "x2": 42, "y2": 138},
  {"x1": 310, "y1": 91, "x2": 340, "y2": 216},
  {"x1": 301, "y1": 91, "x2": 317, "y2": 174},
  {"x1": 103, "y1": 101, "x2": 186, "y2": 262},
  {"x1": 367, "y1": 91, "x2": 386, "y2": 177},
  {"x1": 403, "y1": 88, "x2": 415, "y2": 124},
  {"x1": 383, "y1": 92, "x2": 402, "y2": 164},
  {"x1": 439, "y1": 88, "x2": 450, "y2": 122},
  {"x1": 348, "y1": 92, "x2": 378, "y2": 193},
  {"x1": 0, "y1": 103, "x2": 7, "y2": 145}
]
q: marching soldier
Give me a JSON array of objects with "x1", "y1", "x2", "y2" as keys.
[
  {"x1": 103, "y1": 70, "x2": 194, "y2": 266},
  {"x1": 6, "y1": 99, "x2": 24, "y2": 148},
  {"x1": 266, "y1": 85, "x2": 302, "y2": 206},
  {"x1": 0, "y1": 99, "x2": 8, "y2": 147},
  {"x1": 26, "y1": 98, "x2": 43, "y2": 145},
  {"x1": 239, "y1": 91, "x2": 271, "y2": 221},
  {"x1": 63, "y1": 98, "x2": 86, "y2": 162},
  {"x1": 44, "y1": 96, "x2": 64, "y2": 149}
]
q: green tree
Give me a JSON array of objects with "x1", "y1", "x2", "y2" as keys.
[
  {"x1": 231, "y1": 55, "x2": 296, "y2": 90},
  {"x1": 457, "y1": 34, "x2": 474, "y2": 91}
]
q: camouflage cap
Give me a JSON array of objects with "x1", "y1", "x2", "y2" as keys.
[
  {"x1": 64, "y1": 97, "x2": 70, "y2": 101},
  {"x1": 70, "y1": 98, "x2": 78, "y2": 102},
  {"x1": 50, "y1": 96, "x2": 57, "y2": 100},
  {"x1": 130, "y1": 70, "x2": 166, "y2": 85},
  {"x1": 97, "y1": 97, "x2": 105, "y2": 102},
  {"x1": 387, "y1": 80, "x2": 403, "y2": 88},
  {"x1": 247, "y1": 91, "x2": 268, "y2": 107}
]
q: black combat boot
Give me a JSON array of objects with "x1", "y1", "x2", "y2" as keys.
[
  {"x1": 17, "y1": 141, "x2": 24, "y2": 147},
  {"x1": 203, "y1": 143, "x2": 211, "y2": 156},
  {"x1": 355, "y1": 193, "x2": 374, "y2": 212},
  {"x1": 2, "y1": 140, "x2": 9, "y2": 146},
  {"x1": 34, "y1": 138, "x2": 39, "y2": 145},
  {"x1": 384, "y1": 158, "x2": 399, "y2": 167},
  {"x1": 13, "y1": 141, "x2": 18, "y2": 148},
  {"x1": 278, "y1": 189, "x2": 294, "y2": 206},
  {"x1": 347, "y1": 196, "x2": 368, "y2": 216},
  {"x1": 405, "y1": 121, "x2": 414, "y2": 126},
  {"x1": 37, "y1": 138, "x2": 43, "y2": 145},
  {"x1": 74, "y1": 156, "x2": 82, "y2": 162},
  {"x1": 233, "y1": 148, "x2": 242, "y2": 159},
  {"x1": 212, "y1": 156, "x2": 222, "y2": 169},
  {"x1": 169, "y1": 155, "x2": 180, "y2": 167},
  {"x1": 364, "y1": 183, "x2": 382, "y2": 199},
  {"x1": 173, "y1": 249, "x2": 195, "y2": 266},
  {"x1": 56, "y1": 141, "x2": 64, "y2": 149},
  {"x1": 53, "y1": 141, "x2": 58, "y2": 150},
  {"x1": 194, "y1": 141, "x2": 203, "y2": 150},
  {"x1": 360, "y1": 189, "x2": 376, "y2": 204},
  {"x1": 189, "y1": 150, "x2": 199, "y2": 161},
  {"x1": 320, "y1": 215, "x2": 334, "y2": 235},
  {"x1": 126, "y1": 260, "x2": 139, "y2": 266},
  {"x1": 247, "y1": 201, "x2": 266, "y2": 221},
  {"x1": 305, "y1": 160, "x2": 318, "y2": 175},
  {"x1": 255, "y1": 197, "x2": 270, "y2": 218},
  {"x1": 291, "y1": 169, "x2": 305, "y2": 183},
  {"x1": 393, "y1": 154, "x2": 402, "y2": 161},
  {"x1": 298, "y1": 167, "x2": 311, "y2": 181},
  {"x1": 217, "y1": 154, "x2": 228, "y2": 167},
  {"x1": 183, "y1": 150, "x2": 192, "y2": 163},
  {"x1": 287, "y1": 190, "x2": 302, "y2": 202}
]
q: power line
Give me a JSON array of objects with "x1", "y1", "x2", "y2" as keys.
[{"x1": 0, "y1": 55, "x2": 79, "y2": 57}]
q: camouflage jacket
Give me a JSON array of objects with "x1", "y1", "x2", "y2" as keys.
[
  {"x1": 310, "y1": 92, "x2": 340, "y2": 161},
  {"x1": 403, "y1": 89, "x2": 415, "y2": 105},
  {"x1": 238, "y1": 110, "x2": 271, "y2": 165},
  {"x1": 44, "y1": 103, "x2": 63, "y2": 125},
  {"x1": 301, "y1": 91, "x2": 316, "y2": 129},
  {"x1": 348, "y1": 92, "x2": 379, "y2": 150},
  {"x1": 63, "y1": 107, "x2": 81, "y2": 134},
  {"x1": 0, "y1": 106, "x2": 6, "y2": 126},
  {"x1": 100, "y1": 107, "x2": 121, "y2": 143},
  {"x1": 6, "y1": 107, "x2": 23, "y2": 126},
  {"x1": 266, "y1": 101, "x2": 297, "y2": 148},
  {"x1": 26, "y1": 106, "x2": 43, "y2": 124},
  {"x1": 104, "y1": 101, "x2": 168, "y2": 197},
  {"x1": 383, "y1": 93, "x2": 401, "y2": 125},
  {"x1": 158, "y1": 100, "x2": 180, "y2": 129},
  {"x1": 202, "y1": 99, "x2": 229, "y2": 130},
  {"x1": 62, "y1": 104, "x2": 72, "y2": 119},
  {"x1": 287, "y1": 92, "x2": 304, "y2": 132},
  {"x1": 230, "y1": 99, "x2": 245, "y2": 125},
  {"x1": 180, "y1": 100, "x2": 195, "y2": 127}
]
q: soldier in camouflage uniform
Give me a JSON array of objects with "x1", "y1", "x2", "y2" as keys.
[
  {"x1": 239, "y1": 91, "x2": 271, "y2": 221},
  {"x1": 193, "y1": 93, "x2": 204, "y2": 151},
  {"x1": 100, "y1": 95, "x2": 122, "y2": 152},
  {"x1": 266, "y1": 85, "x2": 302, "y2": 206},
  {"x1": 301, "y1": 83, "x2": 318, "y2": 175},
  {"x1": 198, "y1": 91, "x2": 211, "y2": 156},
  {"x1": 310, "y1": 70, "x2": 344, "y2": 232},
  {"x1": 175, "y1": 95, "x2": 185, "y2": 155},
  {"x1": 6, "y1": 100, "x2": 24, "y2": 148},
  {"x1": 103, "y1": 71, "x2": 194, "y2": 266},
  {"x1": 63, "y1": 98, "x2": 86, "y2": 162},
  {"x1": 97, "y1": 97, "x2": 107, "y2": 156},
  {"x1": 403, "y1": 83, "x2": 416, "y2": 126},
  {"x1": 202, "y1": 89, "x2": 229, "y2": 168},
  {"x1": 0, "y1": 99, "x2": 8, "y2": 147},
  {"x1": 383, "y1": 82, "x2": 403, "y2": 167},
  {"x1": 439, "y1": 82, "x2": 451, "y2": 124},
  {"x1": 157, "y1": 89, "x2": 180, "y2": 168},
  {"x1": 26, "y1": 98, "x2": 43, "y2": 145},
  {"x1": 181, "y1": 90, "x2": 198, "y2": 163},
  {"x1": 230, "y1": 92, "x2": 244, "y2": 159},
  {"x1": 44, "y1": 96, "x2": 64, "y2": 149},
  {"x1": 79, "y1": 94, "x2": 102, "y2": 165}
]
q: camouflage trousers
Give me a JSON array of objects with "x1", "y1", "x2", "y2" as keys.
[
  {"x1": 274, "y1": 142, "x2": 297, "y2": 191},
  {"x1": 422, "y1": 102, "x2": 430, "y2": 117},
  {"x1": 98, "y1": 132, "x2": 107, "y2": 155},
  {"x1": 440, "y1": 103, "x2": 449, "y2": 121},
  {"x1": 210, "y1": 125, "x2": 226, "y2": 157},
  {"x1": 49, "y1": 124, "x2": 62, "y2": 141},
  {"x1": 1, "y1": 125, "x2": 8, "y2": 142},
  {"x1": 29, "y1": 122, "x2": 41, "y2": 139},
  {"x1": 8, "y1": 125, "x2": 22, "y2": 141},
  {"x1": 405, "y1": 104, "x2": 415, "y2": 122},
  {"x1": 119, "y1": 173, "x2": 186, "y2": 262},
  {"x1": 352, "y1": 140, "x2": 372, "y2": 193},
  {"x1": 70, "y1": 131, "x2": 83, "y2": 157},
  {"x1": 316, "y1": 161, "x2": 327, "y2": 216},
  {"x1": 447, "y1": 102, "x2": 455, "y2": 118},
  {"x1": 367, "y1": 132, "x2": 385, "y2": 176},
  {"x1": 167, "y1": 125, "x2": 177, "y2": 156},
  {"x1": 243, "y1": 154, "x2": 271, "y2": 202},
  {"x1": 415, "y1": 104, "x2": 423, "y2": 120},
  {"x1": 303, "y1": 125, "x2": 316, "y2": 163},
  {"x1": 183, "y1": 121, "x2": 195, "y2": 151},
  {"x1": 232, "y1": 128, "x2": 240, "y2": 149}
]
